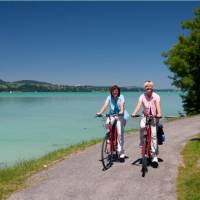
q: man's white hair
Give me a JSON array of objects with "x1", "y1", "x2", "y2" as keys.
[{"x1": 144, "y1": 80, "x2": 154, "y2": 89}]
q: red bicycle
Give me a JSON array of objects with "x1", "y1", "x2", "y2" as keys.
[
  {"x1": 132, "y1": 114, "x2": 161, "y2": 177},
  {"x1": 96, "y1": 114, "x2": 120, "y2": 170}
]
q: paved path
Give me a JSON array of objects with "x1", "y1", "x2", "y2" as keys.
[{"x1": 7, "y1": 115, "x2": 200, "y2": 200}]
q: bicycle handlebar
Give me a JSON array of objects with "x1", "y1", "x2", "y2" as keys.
[
  {"x1": 131, "y1": 114, "x2": 184, "y2": 119},
  {"x1": 131, "y1": 114, "x2": 162, "y2": 119},
  {"x1": 131, "y1": 114, "x2": 142, "y2": 118},
  {"x1": 96, "y1": 113, "x2": 124, "y2": 118}
]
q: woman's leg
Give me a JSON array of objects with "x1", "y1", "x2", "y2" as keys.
[
  {"x1": 151, "y1": 122, "x2": 158, "y2": 166},
  {"x1": 116, "y1": 116, "x2": 125, "y2": 158},
  {"x1": 151, "y1": 124, "x2": 157, "y2": 154},
  {"x1": 140, "y1": 117, "x2": 146, "y2": 147}
]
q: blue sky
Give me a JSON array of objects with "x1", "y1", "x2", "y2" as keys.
[{"x1": 0, "y1": 1, "x2": 200, "y2": 88}]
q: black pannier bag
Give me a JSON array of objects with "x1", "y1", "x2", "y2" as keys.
[{"x1": 157, "y1": 123, "x2": 165, "y2": 145}]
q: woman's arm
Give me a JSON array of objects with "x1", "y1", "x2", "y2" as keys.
[
  {"x1": 131, "y1": 100, "x2": 142, "y2": 116},
  {"x1": 96, "y1": 100, "x2": 109, "y2": 115},
  {"x1": 119, "y1": 100, "x2": 125, "y2": 114},
  {"x1": 156, "y1": 100, "x2": 161, "y2": 117}
]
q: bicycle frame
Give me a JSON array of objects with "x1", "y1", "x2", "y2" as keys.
[
  {"x1": 107, "y1": 115, "x2": 118, "y2": 152},
  {"x1": 132, "y1": 114, "x2": 158, "y2": 176},
  {"x1": 143, "y1": 115, "x2": 154, "y2": 158}
]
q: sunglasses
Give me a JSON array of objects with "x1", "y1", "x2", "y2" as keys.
[{"x1": 146, "y1": 88, "x2": 152, "y2": 90}]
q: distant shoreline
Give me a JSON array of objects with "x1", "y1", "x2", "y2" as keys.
[{"x1": 0, "y1": 79, "x2": 177, "y2": 92}]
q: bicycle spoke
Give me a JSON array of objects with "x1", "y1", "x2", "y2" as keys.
[{"x1": 101, "y1": 135, "x2": 113, "y2": 170}]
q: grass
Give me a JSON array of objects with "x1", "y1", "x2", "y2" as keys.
[
  {"x1": 177, "y1": 133, "x2": 200, "y2": 200},
  {"x1": 0, "y1": 115, "x2": 195, "y2": 200},
  {"x1": 1, "y1": 121, "x2": 183, "y2": 200},
  {"x1": 125, "y1": 128, "x2": 138, "y2": 134},
  {"x1": 0, "y1": 128, "x2": 138, "y2": 200},
  {"x1": 0, "y1": 138, "x2": 101, "y2": 200}
]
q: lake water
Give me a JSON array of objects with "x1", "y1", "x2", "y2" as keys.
[{"x1": 0, "y1": 91, "x2": 183, "y2": 166}]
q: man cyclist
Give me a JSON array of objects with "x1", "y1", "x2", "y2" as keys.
[
  {"x1": 96, "y1": 85, "x2": 129, "y2": 162},
  {"x1": 131, "y1": 80, "x2": 161, "y2": 167}
]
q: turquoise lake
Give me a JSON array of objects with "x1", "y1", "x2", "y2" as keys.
[{"x1": 0, "y1": 91, "x2": 183, "y2": 166}]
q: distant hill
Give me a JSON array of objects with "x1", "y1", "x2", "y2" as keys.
[
  {"x1": 13, "y1": 80, "x2": 52, "y2": 85},
  {"x1": 0, "y1": 79, "x2": 7, "y2": 84},
  {"x1": 0, "y1": 79, "x2": 175, "y2": 92}
]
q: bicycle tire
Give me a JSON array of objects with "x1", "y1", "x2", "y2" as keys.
[
  {"x1": 101, "y1": 133, "x2": 113, "y2": 170},
  {"x1": 141, "y1": 136, "x2": 148, "y2": 177}
]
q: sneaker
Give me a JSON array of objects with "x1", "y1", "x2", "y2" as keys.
[
  {"x1": 120, "y1": 154, "x2": 125, "y2": 159},
  {"x1": 151, "y1": 156, "x2": 158, "y2": 168},
  {"x1": 119, "y1": 154, "x2": 125, "y2": 162}
]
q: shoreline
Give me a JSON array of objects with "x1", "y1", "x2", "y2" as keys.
[
  {"x1": 0, "y1": 128, "x2": 138, "y2": 200},
  {"x1": 0, "y1": 138, "x2": 102, "y2": 200},
  {"x1": 5, "y1": 115, "x2": 200, "y2": 200},
  {"x1": 0, "y1": 116, "x2": 195, "y2": 200}
]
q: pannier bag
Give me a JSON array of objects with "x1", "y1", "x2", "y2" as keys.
[{"x1": 157, "y1": 123, "x2": 165, "y2": 145}]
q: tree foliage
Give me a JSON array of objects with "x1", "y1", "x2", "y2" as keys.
[{"x1": 163, "y1": 8, "x2": 200, "y2": 115}]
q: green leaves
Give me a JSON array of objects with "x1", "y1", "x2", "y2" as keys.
[{"x1": 163, "y1": 8, "x2": 200, "y2": 115}]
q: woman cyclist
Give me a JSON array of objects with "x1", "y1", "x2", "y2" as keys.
[
  {"x1": 96, "y1": 85, "x2": 129, "y2": 162},
  {"x1": 131, "y1": 80, "x2": 161, "y2": 167}
]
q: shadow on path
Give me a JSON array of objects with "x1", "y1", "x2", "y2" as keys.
[{"x1": 190, "y1": 138, "x2": 200, "y2": 142}]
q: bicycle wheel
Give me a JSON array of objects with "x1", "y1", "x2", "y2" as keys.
[
  {"x1": 141, "y1": 136, "x2": 148, "y2": 177},
  {"x1": 101, "y1": 133, "x2": 113, "y2": 170}
]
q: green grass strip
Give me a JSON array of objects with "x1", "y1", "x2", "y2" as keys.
[
  {"x1": 0, "y1": 129, "x2": 140, "y2": 200},
  {"x1": 125, "y1": 128, "x2": 138, "y2": 134},
  {"x1": 0, "y1": 138, "x2": 101, "y2": 200},
  {"x1": 177, "y1": 133, "x2": 200, "y2": 200}
]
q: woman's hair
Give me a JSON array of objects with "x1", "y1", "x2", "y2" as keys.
[
  {"x1": 144, "y1": 80, "x2": 154, "y2": 89},
  {"x1": 110, "y1": 85, "x2": 120, "y2": 97}
]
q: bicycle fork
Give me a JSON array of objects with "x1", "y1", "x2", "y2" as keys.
[
  {"x1": 107, "y1": 119, "x2": 117, "y2": 153},
  {"x1": 141, "y1": 126, "x2": 151, "y2": 158}
]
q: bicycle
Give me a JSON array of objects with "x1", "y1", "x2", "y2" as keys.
[
  {"x1": 132, "y1": 114, "x2": 161, "y2": 177},
  {"x1": 96, "y1": 113, "x2": 121, "y2": 170}
]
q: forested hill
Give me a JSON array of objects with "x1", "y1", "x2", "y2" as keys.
[{"x1": 0, "y1": 79, "x2": 174, "y2": 92}]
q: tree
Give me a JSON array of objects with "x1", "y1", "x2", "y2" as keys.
[{"x1": 163, "y1": 8, "x2": 200, "y2": 115}]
